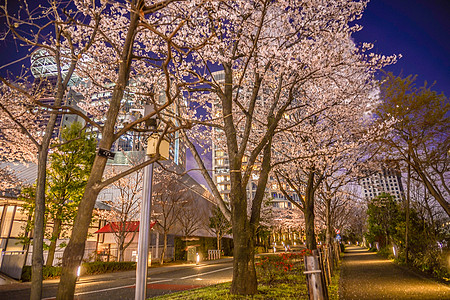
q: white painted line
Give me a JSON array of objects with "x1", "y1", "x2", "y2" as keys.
[
  {"x1": 42, "y1": 266, "x2": 232, "y2": 299},
  {"x1": 148, "y1": 278, "x2": 173, "y2": 284},
  {"x1": 42, "y1": 279, "x2": 174, "y2": 299},
  {"x1": 180, "y1": 266, "x2": 233, "y2": 279}
]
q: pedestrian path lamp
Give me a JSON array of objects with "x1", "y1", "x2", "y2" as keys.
[{"x1": 135, "y1": 117, "x2": 169, "y2": 300}]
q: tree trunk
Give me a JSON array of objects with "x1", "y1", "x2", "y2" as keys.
[
  {"x1": 324, "y1": 197, "x2": 334, "y2": 274},
  {"x1": 56, "y1": 2, "x2": 142, "y2": 298},
  {"x1": 30, "y1": 150, "x2": 48, "y2": 300},
  {"x1": 31, "y1": 90, "x2": 66, "y2": 299},
  {"x1": 230, "y1": 221, "x2": 257, "y2": 295},
  {"x1": 405, "y1": 156, "x2": 411, "y2": 265},
  {"x1": 423, "y1": 187, "x2": 436, "y2": 238},
  {"x1": 57, "y1": 176, "x2": 104, "y2": 299},
  {"x1": 117, "y1": 235, "x2": 124, "y2": 262},
  {"x1": 230, "y1": 186, "x2": 257, "y2": 295},
  {"x1": 160, "y1": 232, "x2": 167, "y2": 265},
  {"x1": 325, "y1": 197, "x2": 332, "y2": 247},
  {"x1": 119, "y1": 244, "x2": 124, "y2": 262},
  {"x1": 217, "y1": 233, "x2": 221, "y2": 251},
  {"x1": 46, "y1": 217, "x2": 62, "y2": 267},
  {"x1": 304, "y1": 171, "x2": 317, "y2": 251}
]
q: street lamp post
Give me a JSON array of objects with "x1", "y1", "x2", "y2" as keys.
[
  {"x1": 135, "y1": 117, "x2": 169, "y2": 300},
  {"x1": 135, "y1": 156, "x2": 154, "y2": 300}
]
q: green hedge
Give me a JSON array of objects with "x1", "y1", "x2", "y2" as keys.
[
  {"x1": 21, "y1": 265, "x2": 61, "y2": 281},
  {"x1": 82, "y1": 261, "x2": 136, "y2": 275},
  {"x1": 21, "y1": 261, "x2": 136, "y2": 281}
]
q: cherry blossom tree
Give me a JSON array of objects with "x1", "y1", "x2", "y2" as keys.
[
  {"x1": 209, "y1": 206, "x2": 232, "y2": 251},
  {"x1": 269, "y1": 206, "x2": 305, "y2": 244},
  {"x1": 175, "y1": 0, "x2": 396, "y2": 294},
  {"x1": 0, "y1": 1, "x2": 102, "y2": 297},
  {"x1": 96, "y1": 159, "x2": 143, "y2": 262},
  {"x1": 272, "y1": 69, "x2": 389, "y2": 251},
  {"x1": 177, "y1": 193, "x2": 208, "y2": 239},
  {"x1": 0, "y1": 0, "x2": 399, "y2": 297},
  {"x1": 1, "y1": 1, "x2": 206, "y2": 298},
  {"x1": 45, "y1": 1, "x2": 212, "y2": 297},
  {"x1": 152, "y1": 169, "x2": 187, "y2": 265}
]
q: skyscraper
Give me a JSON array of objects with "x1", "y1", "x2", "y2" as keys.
[{"x1": 360, "y1": 168, "x2": 404, "y2": 201}]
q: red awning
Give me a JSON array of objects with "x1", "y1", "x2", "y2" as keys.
[{"x1": 94, "y1": 221, "x2": 156, "y2": 234}]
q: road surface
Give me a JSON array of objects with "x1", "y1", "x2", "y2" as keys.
[{"x1": 0, "y1": 260, "x2": 233, "y2": 299}]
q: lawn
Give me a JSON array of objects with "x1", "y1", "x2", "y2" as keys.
[{"x1": 154, "y1": 251, "x2": 340, "y2": 299}]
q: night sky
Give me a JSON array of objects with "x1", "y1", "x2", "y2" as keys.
[
  {"x1": 0, "y1": 0, "x2": 448, "y2": 95},
  {"x1": 353, "y1": 0, "x2": 450, "y2": 96}
]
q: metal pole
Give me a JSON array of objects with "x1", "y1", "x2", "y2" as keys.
[{"x1": 135, "y1": 159, "x2": 153, "y2": 300}]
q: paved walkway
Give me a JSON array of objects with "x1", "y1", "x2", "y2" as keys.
[{"x1": 339, "y1": 246, "x2": 450, "y2": 300}]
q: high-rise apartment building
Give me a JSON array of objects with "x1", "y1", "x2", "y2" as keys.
[
  {"x1": 360, "y1": 168, "x2": 404, "y2": 201},
  {"x1": 30, "y1": 48, "x2": 186, "y2": 169}
]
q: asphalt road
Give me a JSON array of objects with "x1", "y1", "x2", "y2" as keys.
[
  {"x1": 0, "y1": 260, "x2": 233, "y2": 300},
  {"x1": 339, "y1": 246, "x2": 450, "y2": 300}
]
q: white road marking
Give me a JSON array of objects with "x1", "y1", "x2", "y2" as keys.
[
  {"x1": 41, "y1": 279, "x2": 174, "y2": 299},
  {"x1": 42, "y1": 266, "x2": 232, "y2": 298},
  {"x1": 147, "y1": 278, "x2": 173, "y2": 284},
  {"x1": 42, "y1": 284, "x2": 135, "y2": 299},
  {"x1": 180, "y1": 266, "x2": 233, "y2": 279}
]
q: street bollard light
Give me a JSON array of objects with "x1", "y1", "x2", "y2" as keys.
[{"x1": 76, "y1": 265, "x2": 81, "y2": 282}]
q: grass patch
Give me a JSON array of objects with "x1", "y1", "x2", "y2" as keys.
[
  {"x1": 153, "y1": 251, "x2": 344, "y2": 299},
  {"x1": 328, "y1": 261, "x2": 341, "y2": 300}
]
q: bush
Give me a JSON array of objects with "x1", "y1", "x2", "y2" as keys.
[
  {"x1": 412, "y1": 247, "x2": 450, "y2": 280},
  {"x1": 82, "y1": 261, "x2": 136, "y2": 275},
  {"x1": 377, "y1": 246, "x2": 392, "y2": 258},
  {"x1": 21, "y1": 261, "x2": 136, "y2": 281},
  {"x1": 254, "y1": 246, "x2": 265, "y2": 254},
  {"x1": 21, "y1": 265, "x2": 62, "y2": 281}
]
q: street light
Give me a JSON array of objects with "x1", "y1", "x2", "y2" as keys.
[{"x1": 135, "y1": 116, "x2": 169, "y2": 300}]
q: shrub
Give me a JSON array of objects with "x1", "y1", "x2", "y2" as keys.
[
  {"x1": 81, "y1": 261, "x2": 136, "y2": 275},
  {"x1": 377, "y1": 246, "x2": 392, "y2": 258},
  {"x1": 21, "y1": 266, "x2": 61, "y2": 281},
  {"x1": 413, "y1": 248, "x2": 450, "y2": 280},
  {"x1": 254, "y1": 246, "x2": 265, "y2": 254},
  {"x1": 21, "y1": 262, "x2": 136, "y2": 281}
]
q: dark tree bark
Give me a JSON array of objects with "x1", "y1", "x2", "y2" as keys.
[
  {"x1": 46, "y1": 216, "x2": 62, "y2": 267},
  {"x1": 56, "y1": 2, "x2": 143, "y2": 298},
  {"x1": 304, "y1": 171, "x2": 318, "y2": 251},
  {"x1": 30, "y1": 51, "x2": 78, "y2": 300}
]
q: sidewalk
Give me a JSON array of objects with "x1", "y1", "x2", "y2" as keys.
[
  {"x1": 0, "y1": 257, "x2": 233, "y2": 292},
  {"x1": 339, "y1": 246, "x2": 450, "y2": 300}
]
